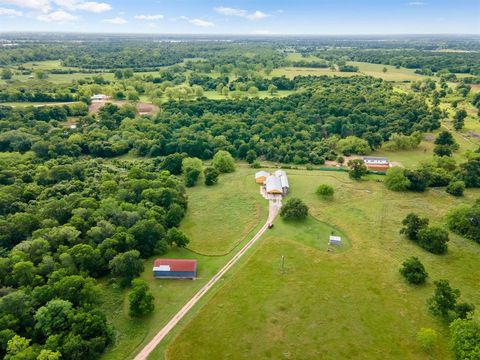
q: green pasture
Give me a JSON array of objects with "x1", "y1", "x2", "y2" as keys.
[
  {"x1": 203, "y1": 90, "x2": 295, "y2": 100},
  {"x1": 350, "y1": 61, "x2": 426, "y2": 81},
  {"x1": 271, "y1": 66, "x2": 357, "y2": 79},
  {"x1": 181, "y1": 170, "x2": 264, "y2": 255},
  {"x1": 164, "y1": 169, "x2": 480, "y2": 360},
  {"x1": 100, "y1": 167, "x2": 268, "y2": 360}
]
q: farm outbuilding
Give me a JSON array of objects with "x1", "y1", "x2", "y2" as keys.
[
  {"x1": 91, "y1": 94, "x2": 108, "y2": 102},
  {"x1": 153, "y1": 258, "x2": 197, "y2": 279},
  {"x1": 329, "y1": 235, "x2": 342, "y2": 246},
  {"x1": 266, "y1": 175, "x2": 283, "y2": 194},
  {"x1": 257, "y1": 170, "x2": 290, "y2": 196},
  {"x1": 274, "y1": 170, "x2": 289, "y2": 194},
  {"x1": 362, "y1": 157, "x2": 390, "y2": 172},
  {"x1": 255, "y1": 171, "x2": 270, "y2": 184}
]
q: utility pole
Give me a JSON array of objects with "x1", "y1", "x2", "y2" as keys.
[{"x1": 281, "y1": 255, "x2": 285, "y2": 274}]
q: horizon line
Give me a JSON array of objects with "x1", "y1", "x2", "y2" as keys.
[{"x1": 1, "y1": 31, "x2": 480, "y2": 37}]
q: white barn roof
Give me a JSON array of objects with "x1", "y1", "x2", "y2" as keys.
[
  {"x1": 266, "y1": 175, "x2": 282, "y2": 193},
  {"x1": 255, "y1": 171, "x2": 269, "y2": 179},
  {"x1": 274, "y1": 170, "x2": 289, "y2": 188},
  {"x1": 91, "y1": 94, "x2": 108, "y2": 100},
  {"x1": 362, "y1": 157, "x2": 389, "y2": 164}
]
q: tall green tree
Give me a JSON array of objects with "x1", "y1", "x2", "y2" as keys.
[
  {"x1": 129, "y1": 279, "x2": 154, "y2": 317},
  {"x1": 280, "y1": 198, "x2": 308, "y2": 220},
  {"x1": 109, "y1": 250, "x2": 144, "y2": 286},
  {"x1": 450, "y1": 311, "x2": 480, "y2": 360},
  {"x1": 347, "y1": 159, "x2": 368, "y2": 180},
  {"x1": 427, "y1": 280, "x2": 460, "y2": 319},
  {"x1": 454, "y1": 109, "x2": 467, "y2": 131},
  {"x1": 212, "y1": 150, "x2": 235, "y2": 173}
]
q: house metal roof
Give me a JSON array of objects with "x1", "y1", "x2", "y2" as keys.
[
  {"x1": 266, "y1": 175, "x2": 283, "y2": 193},
  {"x1": 275, "y1": 170, "x2": 289, "y2": 188},
  {"x1": 362, "y1": 157, "x2": 389, "y2": 163},
  {"x1": 255, "y1": 171, "x2": 270, "y2": 178},
  {"x1": 153, "y1": 258, "x2": 197, "y2": 272}
]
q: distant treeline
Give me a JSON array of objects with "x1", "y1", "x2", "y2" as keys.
[{"x1": 311, "y1": 49, "x2": 480, "y2": 75}]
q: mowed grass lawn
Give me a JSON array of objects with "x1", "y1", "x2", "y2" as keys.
[
  {"x1": 181, "y1": 169, "x2": 264, "y2": 255},
  {"x1": 165, "y1": 169, "x2": 480, "y2": 360},
  {"x1": 99, "y1": 167, "x2": 268, "y2": 360}
]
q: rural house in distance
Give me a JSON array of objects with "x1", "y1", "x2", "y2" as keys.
[
  {"x1": 362, "y1": 157, "x2": 391, "y2": 172},
  {"x1": 256, "y1": 170, "x2": 289, "y2": 196},
  {"x1": 153, "y1": 258, "x2": 197, "y2": 279}
]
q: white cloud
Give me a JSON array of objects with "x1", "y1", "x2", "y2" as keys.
[
  {"x1": 0, "y1": 7, "x2": 23, "y2": 16},
  {"x1": 247, "y1": 10, "x2": 270, "y2": 20},
  {"x1": 189, "y1": 18, "x2": 214, "y2": 27},
  {"x1": 213, "y1": 6, "x2": 270, "y2": 21},
  {"x1": 134, "y1": 14, "x2": 164, "y2": 20},
  {"x1": 2, "y1": 0, "x2": 112, "y2": 14},
  {"x1": 1, "y1": 0, "x2": 50, "y2": 12},
  {"x1": 214, "y1": 6, "x2": 247, "y2": 17},
  {"x1": 51, "y1": 0, "x2": 111, "y2": 12},
  {"x1": 71, "y1": 2, "x2": 111, "y2": 13},
  {"x1": 103, "y1": 16, "x2": 127, "y2": 24},
  {"x1": 37, "y1": 9, "x2": 78, "y2": 22},
  {"x1": 407, "y1": 1, "x2": 425, "y2": 5}
]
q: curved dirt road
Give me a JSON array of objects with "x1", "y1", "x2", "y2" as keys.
[{"x1": 133, "y1": 200, "x2": 280, "y2": 360}]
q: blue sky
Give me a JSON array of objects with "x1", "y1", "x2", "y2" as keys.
[{"x1": 0, "y1": 0, "x2": 478, "y2": 34}]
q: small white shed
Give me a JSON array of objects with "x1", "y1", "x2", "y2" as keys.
[{"x1": 329, "y1": 235, "x2": 342, "y2": 246}]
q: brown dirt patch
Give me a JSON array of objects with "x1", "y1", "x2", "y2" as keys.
[
  {"x1": 468, "y1": 131, "x2": 480, "y2": 139},
  {"x1": 137, "y1": 103, "x2": 159, "y2": 115},
  {"x1": 88, "y1": 100, "x2": 159, "y2": 115}
]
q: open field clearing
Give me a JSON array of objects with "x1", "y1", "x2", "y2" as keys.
[
  {"x1": 350, "y1": 61, "x2": 427, "y2": 81},
  {"x1": 1, "y1": 71, "x2": 164, "y2": 85},
  {"x1": 272, "y1": 62, "x2": 426, "y2": 82},
  {"x1": 99, "y1": 168, "x2": 268, "y2": 360},
  {"x1": 181, "y1": 170, "x2": 264, "y2": 255},
  {"x1": 0, "y1": 101, "x2": 76, "y2": 107},
  {"x1": 164, "y1": 169, "x2": 480, "y2": 360},
  {"x1": 203, "y1": 90, "x2": 295, "y2": 100},
  {"x1": 286, "y1": 53, "x2": 324, "y2": 62},
  {"x1": 271, "y1": 67, "x2": 358, "y2": 78}
]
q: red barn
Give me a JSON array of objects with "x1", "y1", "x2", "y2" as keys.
[{"x1": 153, "y1": 258, "x2": 197, "y2": 279}]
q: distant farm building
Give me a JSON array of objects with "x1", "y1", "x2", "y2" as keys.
[
  {"x1": 266, "y1": 175, "x2": 283, "y2": 194},
  {"x1": 91, "y1": 94, "x2": 108, "y2": 102},
  {"x1": 255, "y1": 171, "x2": 270, "y2": 184},
  {"x1": 153, "y1": 259, "x2": 197, "y2": 279},
  {"x1": 329, "y1": 235, "x2": 342, "y2": 246},
  {"x1": 362, "y1": 157, "x2": 390, "y2": 172},
  {"x1": 256, "y1": 170, "x2": 289, "y2": 196},
  {"x1": 274, "y1": 170, "x2": 289, "y2": 194}
]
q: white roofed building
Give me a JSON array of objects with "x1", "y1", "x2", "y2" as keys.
[
  {"x1": 274, "y1": 170, "x2": 289, "y2": 194},
  {"x1": 266, "y1": 175, "x2": 283, "y2": 194},
  {"x1": 329, "y1": 235, "x2": 342, "y2": 245},
  {"x1": 91, "y1": 94, "x2": 108, "y2": 102},
  {"x1": 255, "y1": 171, "x2": 270, "y2": 184}
]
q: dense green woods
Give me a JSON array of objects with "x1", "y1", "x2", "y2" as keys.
[
  {"x1": 158, "y1": 77, "x2": 436, "y2": 163},
  {"x1": 0, "y1": 76, "x2": 436, "y2": 164},
  {"x1": 0, "y1": 154, "x2": 188, "y2": 358},
  {"x1": 0, "y1": 34, "x2": 479, "y2": 359}
]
